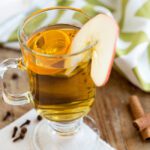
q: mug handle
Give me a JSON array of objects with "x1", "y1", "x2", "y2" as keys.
[{"x1": 0, "y1": 58, "x2": 31, "y2": 105}]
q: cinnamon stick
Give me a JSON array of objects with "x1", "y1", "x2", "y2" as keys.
[
  {"x1": 133, "y1": 113, "x2": 150, "y2": 131},
  {"x1": 129, "y1": 95, "x2": 144, "y2": 118},
  {"x1": 129, "y1": 95, "x2": 150, "y2": 140},
  {"x1": 141, "y1": 128, "x2": 150, "y2": 141}
]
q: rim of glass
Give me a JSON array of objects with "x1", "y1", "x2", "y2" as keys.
[{"x1": 18, "y1": 6, "x2": 95, "y2": 58}]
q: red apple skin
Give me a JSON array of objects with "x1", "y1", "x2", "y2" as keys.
[{"x1": 99, "y1": 21, "x2": 119, "y2": 87}]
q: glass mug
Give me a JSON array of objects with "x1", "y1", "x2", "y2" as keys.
[{"x1": 0, "y1": 7, "x2": 104, "y2": 150}]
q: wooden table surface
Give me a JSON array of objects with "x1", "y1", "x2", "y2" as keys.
[{"x1": 0, "y1": 47, "x2": 150, "y2": 150}]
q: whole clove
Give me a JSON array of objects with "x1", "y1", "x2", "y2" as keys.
[
  {"x1": 21, "y1": 127, "x2": 27, "y2": 134},
  {"x1": 37, "y1": 115, "x2": 42, "y2": 121},
  {"x1": 13, "y1": 134, "x2": 24, "y2": 142},
  {"x1": 12, "y1": 127, "x2": 28, "y2": 142},
  {"x1": 11, "y1": 73, "x2": 19, "y2": 80},
  {"x1": 12, "y1": 126, "x2": 18, "y2": 138},
  {"x1": 20, "y1": 120, "x2": 31, "y2": 128},
  {"x1": 2, "y1": 111, "x2": 11, "y2": 121}
]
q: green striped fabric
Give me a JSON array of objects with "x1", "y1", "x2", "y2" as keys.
[{"x1": 0, "y1": 0, "x2": 150, "y2": 91}]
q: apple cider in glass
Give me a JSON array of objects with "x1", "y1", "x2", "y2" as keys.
[
  {"x1": 26, "y1": 24, "x2": 95, "y2": 122},
  {"x1": 0, "y1": 7, "x2": 118, "y2": 150}
]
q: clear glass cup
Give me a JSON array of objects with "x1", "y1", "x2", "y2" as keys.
[{"x1": 0, "y1": 7, "x2": 103, "y2": 150}]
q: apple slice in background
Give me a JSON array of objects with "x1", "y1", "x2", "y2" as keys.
[{"x1": 71, "y1": 14, "x2": 119, "y2": 86}]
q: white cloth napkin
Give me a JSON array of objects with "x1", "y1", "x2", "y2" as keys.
[{"x1": 0, "y1": 109, "x2": 115, "y2": 150}]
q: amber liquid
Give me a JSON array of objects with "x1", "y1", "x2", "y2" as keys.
[{"x1": 26, "y1": 24, "x2": 95, "y2": 122}]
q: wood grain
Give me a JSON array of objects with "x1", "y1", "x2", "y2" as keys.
[{"x1": 0, "y1": 48, "x2": 150, "y2": 150}]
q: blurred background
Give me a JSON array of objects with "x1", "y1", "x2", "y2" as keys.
[{"x1": 0, "y1": 0, "x2": 149, "y2": 92}]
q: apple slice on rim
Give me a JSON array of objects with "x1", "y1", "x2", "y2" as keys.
[{"x1": 70, "y1": 14, "x2": 119, "y2": 86}]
